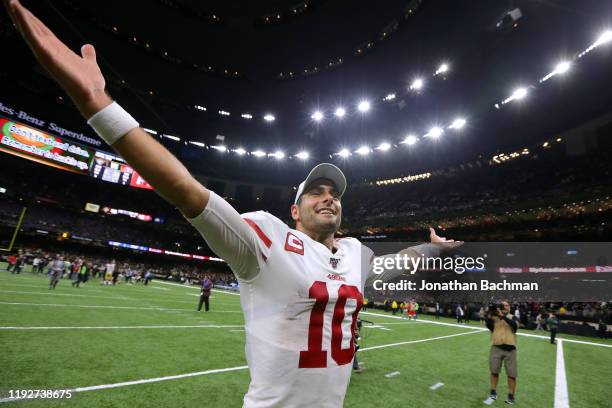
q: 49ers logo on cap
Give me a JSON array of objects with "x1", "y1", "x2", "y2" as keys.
[{"x1": 284, "y1": 232, "x2": 304, "y2": 255}]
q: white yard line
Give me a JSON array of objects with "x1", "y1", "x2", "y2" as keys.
[
  {"x1": 360, "y1": 311, "x2": 612, "y2": 349},
  {"x1": 554, "y1": 339, "x2": 570, "y2": 408},
  {"x1": 153, "y1": 280, "x2": 241, "y2": 296},
  {"x1": 0, "y1": 365, "x2": 250, "y2": 403},
  {"x1": 0, "y1": 301, "x2": 242, "y2": 313},
  {"x1": 0, "y1": 324, "x2": 244, "y2": 330},
  {"x1": 359, "y1": 329, "x2": 483, "y2": 352}
]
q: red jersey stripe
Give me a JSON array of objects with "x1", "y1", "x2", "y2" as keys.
[{"x1": 243, "y1": 218, "x2": 272, "y2": 248}]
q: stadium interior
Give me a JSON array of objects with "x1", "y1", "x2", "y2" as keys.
[{"x1": 1, "y1": 1, "x2": 611, "y2": 407}]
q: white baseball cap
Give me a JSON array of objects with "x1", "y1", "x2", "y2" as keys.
[{"x1": 294, "y1": 163, "x2": 347, "y2": 204}]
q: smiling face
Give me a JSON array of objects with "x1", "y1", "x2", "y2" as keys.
[{"x1": 291, "y1": 178, "x2": 342, "y2": 236}]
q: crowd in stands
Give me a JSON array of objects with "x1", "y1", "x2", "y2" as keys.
[{"x1": 1, "y1": 245, "x2": 237, "y2": 287}]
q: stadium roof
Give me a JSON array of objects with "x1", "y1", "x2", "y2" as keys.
[{"x1": 2, "y1": 0, "x2": 612, "y2": 185}]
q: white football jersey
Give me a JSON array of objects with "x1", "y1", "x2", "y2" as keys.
[{"x1": 187, "y1": 192, "x2": 372, "y2": 408}]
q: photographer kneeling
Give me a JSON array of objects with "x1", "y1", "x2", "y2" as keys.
[{"x1": 486, "y1": 300, "x2": 518, "y2": 405}]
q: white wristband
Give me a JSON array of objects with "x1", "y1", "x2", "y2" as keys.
[{"x1": 87, "y1": 101, "x2": 140, "y2": 145}]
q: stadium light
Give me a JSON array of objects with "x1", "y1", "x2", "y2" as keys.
[
  {"x1": 269, "y1": 150, "x2": 285, "y2": 160},
  {"x1": 410, "y1": 78, "x2": 424, "y2": 91},
  {"x1": 512, "y1": 87, "x2": 528, "y2": 100},
  {"x1": 425, "y1": 126, "x2": 444, "y2": 138},
  {"x1": 162, "y1": 134, "x2": 180, "y2": 141},
  {"x1": 540, "y1": 61, "x2": 571, "y2": 83},
  {"x1": 555, "y1": 61, "x2": 571, "y2": 75},
  {"x1": 218, "y1": 110, "x2": 230, "y2": 116},
  {"x1": 357, "y1": 100, "x2": 371, "y2": 112},
  {"x1": 594, "y1": 29, "x2": 612, "y2": 47},
  {"x1": 143, "y1": 128, "x2": 158, "y2": 135},
  {"x1": 435, "y1": 63, "x2": 449, "y2": 75},
  {"x1": 233, "y1": 147, "x2": 247, "y2": 156},
  {"x1": 211, "y1": 145, "x2": 227, "y2": 152},
  {"x1": 251, "y1": 150, "x2": 266, "y2": 157},
  {"x1": 295, "y1": 151, "x2": 309, "y2": 160},
  {"x1": 578, "y1": 30, "x2": 612, "y2": 58},
  {"x1": 449, "y1": 118, "x2": 466, "y2": 130},
  {"x1": 400, "y1": 134, "x2": 418, "y2": 145},
  {"x1": 311, "y1": 111, "x2": 324, "y2": 122},
  {"x1": 194, "y1": 105, "x2": 206, "y2": 111},
  {"x1": 334, "y1": 107, "x2": 346, "y2": 118},
  {"x1": 501, "y1": 87, "x2": 528, "y2": 104},
  {"x1": 355, "y1": 145, "x2": 371, "y2": 155},
  {"x1": 188, "y1": 141, "x2": 205, "y2": 147},
  {"x1": 376, "y1": 142, "x2": 391, "y2": 151},
  {"x1": 263, "y1": 114, "x2": 275, "y2": 122},
  {"x1": 241, "y1": 113, "x2": 253, "y2": 119},
  {"x1": 383, "y1": 93, "x2": 396, "y2": 101},
  {"x1": 337, "y1": 148, "x2": 351, "y2": 158}
]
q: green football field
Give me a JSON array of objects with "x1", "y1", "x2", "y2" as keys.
[{"x1": 0, "y1": 270, "x2": 610, "y2": 408}]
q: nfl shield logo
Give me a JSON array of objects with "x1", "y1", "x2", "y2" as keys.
[{"x1": 329, "y1": 258, "x2": 339, "y2": 269}]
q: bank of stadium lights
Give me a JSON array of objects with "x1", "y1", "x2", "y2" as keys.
[
  {"x1": 357, "y1": 100, "x2": 371, "y2": 112},
  {"x1": 210, "y1": 145, "x2": 227, "y2": 152},
  {"x1": 143, "y1": 128, "x2": 157, "y2": 135},
  {"x1": 233, "y1": 147, "x2": 247, "y2": 156},
  {"x1": 578, "y1": 30, "x2": 612, "y2": 58},
  {"x1": 355, "y1": 146, "x2": 372, "y2": 155},
  {"x1": 410, "y1": 78, "x2": 424, "y2": 91},
  {"x1": 162, "y1": 134, "x2": 180, "y2": 141},
  {"x1": 295, "y1": 151, "x2": 310, "y2": 160},
  {"x1": 188, "y1": 141, "x2": 205, "y2": 147},
  {"x1": 434, "y1": 63, "x2": 449, "y2": 76},
  {"x1": 449, "y1": 118, "x2": 466, "y2": 130},
  {"x1": 425, "y1": 126, "x2": 444, "y2": 138},
  {"x1": 337, "y1": 148, "x2": 351, "y2": 158},
  {"x1": 241, "y1": 113, "x2": 253, "y2": 120},
  {"x1": 251, "y1": 150, "x2": 266, "y2": 157},
  {"x1": 400, "y1": 134, "x2": 418, "y2": 145},
  {"x1": 383, "y1": 93, "x2": 396, "y2": 101},
  {"x1": 269, "y1": 151, "x2": 285, "y2": 160},
  {"x1": 540, "y1": 61, "x2": 571, "y2": 83},
  {"x1": 263, "y1": 114, "x2": 276, "y2": 122},
  {"x1": 334, "y1": 107, "x2": 346, "y2": 118},
  {"x1": 375, "y1": 172, "x2": 432, "y2": 186},
  {"x1": 218, "y1": 110, "x2": 230, "y2": 116},
  {"x1": 194, "y1": 105, "x2": 206, "y2": 111},
  {"x1": 501, "y1": 87, "x2": 528, "y2": 105},
  {"x1": 376, "y1": 142, "x2": 391, "y2": 151},
  {"x1": 311, "y1": 110, "x2": 324, "y2": 122}
]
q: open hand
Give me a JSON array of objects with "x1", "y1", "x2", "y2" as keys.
[
  {"x1": 429, "y1": 227, "x2": 464, "y2": 250},
  {"x1": 3, "y1": 0, "x2": 111, "y2": 117}
]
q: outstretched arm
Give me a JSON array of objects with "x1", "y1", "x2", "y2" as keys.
[
  {"x1": 364, "y1": 228, "x2": 463, "y2": 287},
  {"x1": 4, "y1": 0, "x2": 207, "y2": 217},
  {"x1": 5, "y1": 0, "x2": 264, "y2": 280}
]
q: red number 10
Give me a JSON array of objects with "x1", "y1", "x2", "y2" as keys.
[{"x1": 298, "y1": 281, "x2": 363, "y2": 368}]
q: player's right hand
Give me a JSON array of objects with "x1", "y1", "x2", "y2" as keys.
[{"x1": 3, "y1": 0, "x2": 111, "y2": 117}]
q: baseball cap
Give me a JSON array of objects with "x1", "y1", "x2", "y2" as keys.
[{"x1": 294, "y1": 163, "x2": 347, "y2": 205}]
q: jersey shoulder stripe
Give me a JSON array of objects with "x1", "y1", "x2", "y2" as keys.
[{"x1": 243, "y1": 218, "x2": 272, "y2": 248}]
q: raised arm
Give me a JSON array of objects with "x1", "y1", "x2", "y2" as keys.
[
  {"x1": 5, "y1": 0, "x2": 265, "y2": 280},
  {"x1": 4, "y1": 0, "x2": 207, "y2": 217},
  {"x1": 364, "y1": 228, "x2": 463, "y2": 287}
]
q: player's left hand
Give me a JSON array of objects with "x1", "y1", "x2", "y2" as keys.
[{"x1": 429, "y1": 227, "x2": 464, "y2": 250}]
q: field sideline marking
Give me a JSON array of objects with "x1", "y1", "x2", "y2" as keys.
[
  {"x1": 0, "y1": 301, "x2": 242, "y2": 313},
  {"x1": 0, "y1": 329, "x2": 487, "y2": 402},
  {"x1": 554, "y1": 339, "x2": 570, "y2": 408},
  {"x1": 359, "y1": 329, "x2": 483, "y2": 352},
  {"x1": 360, "y1": 311, "x2": 612, "y2": 349},
  {"x1": 0, "y1": 324, "x2": 244, "y2": 330}
]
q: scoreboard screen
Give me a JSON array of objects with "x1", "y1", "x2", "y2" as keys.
[{"x1": 90, "y1": 151, "x2": 153, "y2": 190}]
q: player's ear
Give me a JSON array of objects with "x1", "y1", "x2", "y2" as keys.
[{"x1": 290, "y1": 204, "x2": 299, "y2": 222}]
